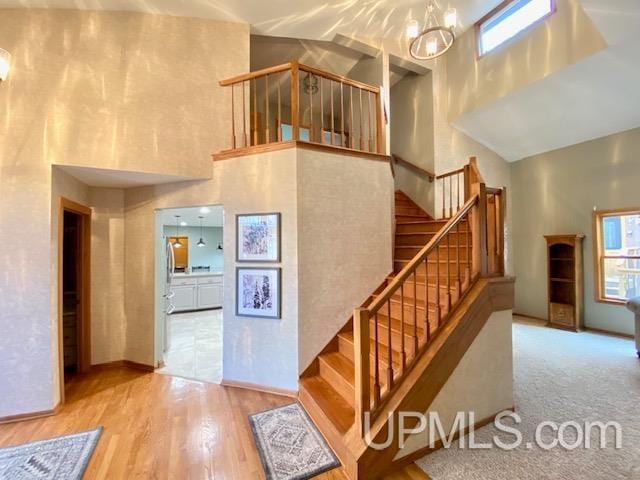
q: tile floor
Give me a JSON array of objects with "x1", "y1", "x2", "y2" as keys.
[{"x1": 156, "y1": 309, "x2": 222, "y2": 384}]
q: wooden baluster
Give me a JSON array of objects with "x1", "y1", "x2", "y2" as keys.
[
  {"x1": 373, "y1": 312, "x2": 381, "y2": 406},
  {"x1": 353, "y1": 308, "x2": 371, "y2": 436},
  {"x1": 242, "y1": 81, "x2": 247, "y2": 147},
  {"x1": 436, "y1": 246, "x2": 441, "y2": 325},
  {"x1": 291, "y1": 62, "x2": 300, "y2": 141},
  {"x1": 424, "y1": 263, "x2": 429, "y2": 345},
  {"x1": 456, "y1": 221, "x2": 462, "y2": 293},
  {"x1": 368, "y1": 91, "x2": 373, "y2": 152},
  {"x1": 400, "y1": 284, "x2": 406, "y2": 372},
  {"x1": 446, "y1": 233, "x2": 452, "y2": 312},
  {"x1": 252, "y1": 78, "x2": 258, "y2": 146},
  {"x1": 457, "y1": 173, "x2": 461, "y2": 213},
  {"x1": 230, "y1": 84, "x2": 236, "y2": 149},
  {"x1": 441, "y1": 178, "x2": 445, "y2": 219},
  {"x1": 349, "y1": 86, "x2": 355, "y2": 149},
  {"x1": 449, "y1": 176, "x2": 453, "y2": 218},
  {"x1": 386, "y1": 301, "x2": 394, "y2": 391},
  {"x1": 320, "y1": 77, "x2": 324, "y2": 144},
  {"x1": 466, "y1": 210, "x2": 471, "y2": 282},
  {"x1": 412, "y1": 271, "x2": 419, "y2": 355},
  {"x1": 308, "y1": 72, "x2": 313, "y2": 142},
  {"x1": 479, "y1": 183, "x2": 489, "y2": 276},
  {"x1": 277, "y1": 74, "x2": 282, "y2": 141},
  {"x1": 330, "y1": 80, "x2": 335, "y2": 145},
  {"x1": 359, "y1": 88, "x2": 364, "y2": 151},
  {"x1": 340, "y1": 82, "x2": 345, "y2": 147},
  {"x1": 265, "y1": 75, "x2": 270, "y2": 143}
]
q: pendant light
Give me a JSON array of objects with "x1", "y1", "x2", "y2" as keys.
[
  {"x1": 197, "y1": 216, "x2": 206, "y2": 247},
  {"x1": 407, "y1": 0, "x2": 457, "y2": 60},
  {"x1": 173, "y1": 215, "x2": 182, "y2": 248}
]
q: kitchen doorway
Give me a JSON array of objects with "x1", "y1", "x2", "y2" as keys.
[
  {"x1": 154, "y1": 205, "x2": 224, "y2": 384},
  {"x1": 58, "y1": 198, "x2": 92, "y2": 403}
]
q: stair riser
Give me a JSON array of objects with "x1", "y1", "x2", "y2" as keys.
[
  {"x1": 318, "y1": 358, "x2": 355, "y2": 408},
  {"x1": 339, "y1": 334, "x2": 415, "y2": 366},
  {"x1": 395, "y1": 215, "x2": 435, "y2": 224},
  {"x1": 395, "y1": 246, "x2": 470, "y2": 261},
  {"x1": 388, "y1": 301, "x2": 447, "y2": 326},
  {"x1": 391, "y1": 285, "x2": 459, "y2": 304},
  {"x1": 371, "y1": 321, "x2": 421, "y2": 353},
  {"x1": 395, "y1": 206, "x2": 425, "y2": 216},
  {"x1": 394, "y1": 261, "x2": 469, "y2": 277},
  {"x1": 395, "y1": 232, "x2": 470, "y2": 246}
]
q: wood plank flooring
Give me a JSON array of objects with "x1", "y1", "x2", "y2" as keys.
[{"x1": 0, "y1": 368, "x2": 427, "y2": 479}]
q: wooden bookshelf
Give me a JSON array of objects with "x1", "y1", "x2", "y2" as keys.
[{"x1": 545, "y1": 235, "x2": 585, "y2": 332}]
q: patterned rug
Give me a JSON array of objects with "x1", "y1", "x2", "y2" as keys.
[
  {"x1": 249, "y1": 403, "x2": 340, "y2": 480},
  {"x1": 0, "y1": 427, "x2": 102, "y2": 479}
]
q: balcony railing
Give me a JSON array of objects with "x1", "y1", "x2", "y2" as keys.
[{"x1": 218, "y1": 61, "x2": 386, "y2": 156}]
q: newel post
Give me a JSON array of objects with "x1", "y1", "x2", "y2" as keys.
[
  {"x1": 354, "y1": 307, "x2": 371, "y2": 437},
  {"x1": 290, "y1": 61, "x2": 300, "y2": 141},
  {"x1": 477, "y1": 183, "x2": 489, "y2": 276}
]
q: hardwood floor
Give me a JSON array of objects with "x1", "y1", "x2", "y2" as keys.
[
  {"x1": 0, "y1": 368, "x2": 346, "y2": 479},
  {"x1": 0, "y1": 367, "x2": 426, "y2": 479}
]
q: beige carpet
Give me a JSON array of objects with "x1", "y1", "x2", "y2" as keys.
[{"x1": 418, "y1": 319, "x2": 639, "y2": 479}]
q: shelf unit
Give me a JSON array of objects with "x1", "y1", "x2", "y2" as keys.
[{"x1": 544, "y1": 235, "x2": 585, "y2": 331}]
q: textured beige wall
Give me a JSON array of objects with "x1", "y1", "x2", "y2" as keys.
[
  {"x1": 396, "y1": 309, "x2": 514, "y2": 459},
  {"x1": 0, "y1": 8, "x2": 249, "y2": 417},
  {"x1": 124, "y1": 147, "x2": 393, "y2": 390},
  {"x1": 89, "y1": 187, "x2": 126, "y2": 364},
  {"x1": 446, "y1": 0, "x2": 606, "y2": 121},
  {"x1": 297, "y1": 149, "x2": 393, "y2": 371},
  {"x1": 511, "y1": 127, "x2": 640, "y2": 336},
  {"x1": 390, "y1": 73, "x2": 435, "y2": 216}
]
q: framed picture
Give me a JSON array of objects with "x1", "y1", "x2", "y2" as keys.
[
  {"x1": 236, "y1": 213, "x2": 281, "y2": 262},
  {"x1": 236, "y1": 267, "x2": 281, "y2": 319}
]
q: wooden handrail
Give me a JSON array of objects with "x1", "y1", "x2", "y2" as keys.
[
  {"x1": 392, "y1": 155, "x2": 435, "y2": 182},
  {"x1": 367, "y1": 194, "x2": 479, "y2": 315},
  {"x1": 219, "y1": 62, "x2": 294, "y2": 86},
  {"x1": 436, "y1": 167, "x2": 465, "y2": 179},
  {"x1": 218, "y1": 60, "x2": 387, "y2": 156}
]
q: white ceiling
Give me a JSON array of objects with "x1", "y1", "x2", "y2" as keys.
[
  {"x1": 159, "y1": 206, "x2": 224, "y2": 228},
  {"x1": 452, "y1": 0, "x2": 640, "y2": 162},
  {"x1": 58, "y1": 165, "x2": 199, "y2": 189},
  {"x1": 0, "y1": 0, "x2": 501, "y2": 40}
]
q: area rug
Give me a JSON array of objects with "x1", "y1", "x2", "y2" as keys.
[
  {"x1": 249, "y1": 403, "x2": 340, "y2": 480},
  {"x1": 0, "y1": 427, "x2": 102, "y2": 479}
]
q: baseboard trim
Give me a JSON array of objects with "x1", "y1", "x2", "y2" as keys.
[
  {"x1": 389, "y1": 406, "x2": 515, "y2": 471},
  {"x1": 0, "y1": 403, "x2": 61, "y2": 425},
  {"x1": 585, "y1": 326, "x2": 634, "y2": 340},
  {"x1": 220, "y1": 379, "x2": 298, "y2": 398},
  {"x1": 92, "y1": 360, "x2": 155, "y2": 372},
  {"x1": 513, "y1": 312, "x2": 547, "y2": 323}
]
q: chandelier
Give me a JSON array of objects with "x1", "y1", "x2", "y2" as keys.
[{"x1": 407, "y1": 1, "x2": 457, "y2": 60}]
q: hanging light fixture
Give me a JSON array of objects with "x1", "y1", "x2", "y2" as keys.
[
  {"x1": 0, "y1": 48, "x2": 11, "y2": 82},
  {"x1": 197, "y1": 216, "x2": 206, "y2": 247},
  {"x1": 173, "y1": 215, "x2": 182, "y2": 248},
  {"x1": 303, "y1": 72, "x2": 318, "y2": 94},
  {"x1": 407, "y1": 1, "x2": 457, "y2": 60}
]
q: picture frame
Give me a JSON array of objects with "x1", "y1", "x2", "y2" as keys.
[
  {"x1": 236, "y1": 267, "x2": 281, "y2": 319},
  {"x1": 236, "y1": 213, "x2": 281, "y2": 262}
]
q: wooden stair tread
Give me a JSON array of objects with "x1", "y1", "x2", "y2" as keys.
[
  {"x1": 299, "y1": 376, "x2": 354, "y2": 434},
  {"x1": 338, "y1": 331, "x2": 404, "y2": 367}
]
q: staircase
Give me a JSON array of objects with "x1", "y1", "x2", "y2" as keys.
[{"x1": 299, "y1": 158, "x2": 510, "y2": 479}]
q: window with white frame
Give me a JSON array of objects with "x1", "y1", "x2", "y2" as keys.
[
  {"x1": 477, "y1": 0, "x2": 555, "y2": 56},
  {"x1": 594, "y1": 209, "x2": 640, "y2": 303}
]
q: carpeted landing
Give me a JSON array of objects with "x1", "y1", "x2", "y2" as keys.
[{"x1": 418, "y1": 319, "x2": 639, "y2": 480}]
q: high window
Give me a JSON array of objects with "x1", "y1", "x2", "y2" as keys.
[
  {"x1": 593, "y1": 209, "x2": 640, "y2": 304},
  {"x1": 477, "y1": 0, "x2": 556, "y2": 56}
]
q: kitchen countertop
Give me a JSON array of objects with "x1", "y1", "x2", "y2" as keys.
[{"x1": 173, "y1": 271, "x2": 223, "y2": 278}]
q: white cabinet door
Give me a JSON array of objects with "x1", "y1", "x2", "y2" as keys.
[
  {"x1": 172, "y1": 285, "x2": 196, "y2": 312},
  {"x1": 197, "y1": 284, "x2": 223, "y2": 309}
]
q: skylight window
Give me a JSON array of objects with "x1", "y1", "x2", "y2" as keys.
[{"x1": 477, "y1": 0, "x2": 555, "y2": 56}]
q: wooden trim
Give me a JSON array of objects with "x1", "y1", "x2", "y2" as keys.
[
  {"x1": 435, "y1": 167, "x2": 464, "y2": 180},
  {"x1": 592, "y1": 208, "x2": 640, "y2": 305},
  {"x1": 475, "y1": 0, "x2": 557, "y2": 59},
  {"x1": 213, "y1": 140, "x2": 391, "y2": 163},
  {"x1": 388, "y1": 407, "x2": 516, "y2": 472},
  {"x1": 220, "y1": 379, "x2": 298, "y2": 398},
  {"x1": 91, "y1": 360, "x2": 155, "y2": 372},
  {"x1": 58, "y1": 198, "x2": 92, "y2": 406},
  {"x1": 393, "y1": 155, "x2": 435, "y2": 181},
  {"x1": 0, "y1": 403, "x2": 62, "y2": 425},
  {"x1": 513, "y1": 312, "x2": 547, "y2": 323},
  {"x1": 219, "y1": 62, "x2": 293, "y2": 86}
]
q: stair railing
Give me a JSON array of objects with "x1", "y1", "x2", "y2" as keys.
[{"x1": 353, "y1": 157, "x2": 506, "y2": 435}]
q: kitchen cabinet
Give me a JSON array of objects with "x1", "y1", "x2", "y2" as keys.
[{"x1": 170, "y1": 274, "x2": 223, "y2": 312}]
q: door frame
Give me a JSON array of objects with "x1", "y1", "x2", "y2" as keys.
[{"x1": 58, "y1": 197, "x2": 92, "y2": 404}]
